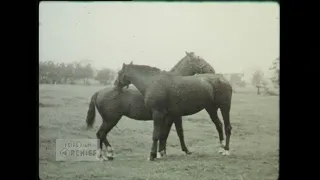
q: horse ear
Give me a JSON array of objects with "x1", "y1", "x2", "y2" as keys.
[
  {"x1": 185, "y1": 51, "x2": 189, "y2": 56},
  {"x1": 130, "y1": 61, "x2": 133, "y2": 65},
  {"x1": 122, "y1": 63, "x2": 125, "y2": 68}
]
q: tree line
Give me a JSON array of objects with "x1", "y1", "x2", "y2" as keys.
[
  {"x1": 39, "y1": 61, "x2": 116, "y2": 85},
  {"x1": 251, "y1": 57, "x2": 279, "y2": 88},
  {"x1": 251, "y1": 57, "x2": 279, "y2": 95},
  {"x1": 224, "y1": 57, "x2": 279, "y2": 95},
  {"x1": 226, "y1": 57, "x2": 279, "y2": 89},
  {"x1": 39, "y1": 57, "x2": 279, "y2": 89}
]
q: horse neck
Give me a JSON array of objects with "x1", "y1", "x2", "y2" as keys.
[
  {"x1": 170, "y1": 66, "x2": 215, "y2": 76},
  {"x1": 201, "y1": 65, "x2": 216, "y2": 74},
  {"x1": 169, "y1": 67, "x2": 195, "y2": 76},
  {"x1": 169, "y1": 60, "x2": 216, "y2": 76},
  {"x1": 169, "y1": 56, "x2": 194, "y2": 76},
  {"x1": 127, "y1": 67, "x2": 160, "y2": 95}
]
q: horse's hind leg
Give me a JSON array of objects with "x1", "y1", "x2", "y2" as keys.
[
  {"x1": 205, "y1": 106, "x2": 225, "y2": 154},
  {"x1": 96, "y1": 121, "x2": 108, "y2": 161},
  {"x1": 159, "y1": 115, "x2": 190, "y2": 157},
  {"x1": 173, "y1": 116, "x2": 191, "y2": 155},
  {"x1": 220, "y1": 105, "x2": 232, "y2": 156},
  {"x1": 96, "y1": 115, "x2": 121, "y2": 161}
]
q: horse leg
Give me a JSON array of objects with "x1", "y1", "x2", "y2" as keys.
[
  {"x1": 96, "y1": 115, "x2": 121, "y2": 161},
  {"x1": 158, "y1": 115, "x2": 174, "y2": 158},
  {"x1": 220, "y1": 105, "x2": 232, "y2": 156},
  {"x1": 174, "y1": 116, "x2": 191, "y2": 155},
  {"x1": 205, "y1": 107, "x2": 225, "y2": 154},
  {"x1": 149, "y1": 110, "x2": 165, "y2": 161},
  {"x1": 96, "y1": 121, "x2": 108, "y2": 161}
]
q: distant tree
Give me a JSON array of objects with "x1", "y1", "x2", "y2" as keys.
[
  {"x1": 39, "y1": 61, "x2": 59, "y2": 84},
  {"x1": 261, "y1": 79, "x2": 268, "y2": 87},
  {"x1": 39, "y1": 60, "x2": 100, "y2": 85},
  {"x1": 83, "y1": 64, "x2": 93, "y2": 78},
  {"x1": 39, "y1": 61, "x2": 47, "y2": 83},
  {"x1": 39, "y1": 60, "x2": 73, "y2": 84},
  {"x1": 72, "y1": 62, "x2": 93, "y2": 85},
  {"x1": 65, "y1": 63, "x2": 75, "y2": 84},
  {"x1": 252, "y1": 69, "x2": 264, "y2": 87},
  {"x1": 56, "y1": 62, "x2": 66, "y2": 83},
  {"x1": 95, "y1": 68, "x2": 116, "y2": 85},
  {"x1": 270, "y1": 57, "x2": 279, "y2": 87},
  {"x1": 252, "y1": 69, "x2": 264, "y2": 95},
  {"x1": 73, "y1": 62, "x2": 83, "y2": 80},
  {"x1": 82, "y1": 63, "x2": 93, "y2": 85}
]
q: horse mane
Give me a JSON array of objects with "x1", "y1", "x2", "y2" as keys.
[
  {"x1": 170, "y1": 55, "x2": 189, "y2": 72},
  {"x1": 201, "y1": 61, "x2": 216, "y2": 73},
  {"x1": 171, "y1": 52, "x2": 216, "y2": 74},
  {"x1": 129, "y1": 64, "x2": 162, "y2": 73},
  {"x1": 195, "y1": 55, "x2": 216, "y2": 74}
]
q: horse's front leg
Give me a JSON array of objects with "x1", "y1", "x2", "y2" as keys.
[
  {"x1": 149, "y1": 110, "x2": 165, "y2": 161},
  {"x1": 157, "y1": 115, "x2": 174, "y2": 158}
]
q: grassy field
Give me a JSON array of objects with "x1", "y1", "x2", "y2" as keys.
[{"x1": 39, "y1": 84, "x2": 279, "y2": 180}]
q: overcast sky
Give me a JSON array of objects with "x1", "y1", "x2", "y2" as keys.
[{"x1": 39, "y1": 2, "x2": 279, "y2": 75}]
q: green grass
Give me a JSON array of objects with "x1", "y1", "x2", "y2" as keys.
[{"x1": 39, "y1": 84, "x2": 279, "y2": 180}]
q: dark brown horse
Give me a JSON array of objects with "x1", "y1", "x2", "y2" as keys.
[
  {"x1": 114, "y1": 62, "x2": 233, "y2": 161},
  {"x1": 85, "y1": 52, "x2": 216, "y2": 161}
]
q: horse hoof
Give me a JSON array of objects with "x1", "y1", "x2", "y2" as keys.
[
  {"x1": 148, "y1": 157, "x2": 156, "y2": 161},
  {"x1": 156, "y1": 152, "x2": 161, "y2": 158},
  {"x1": 96, "y1": 156, "x2": 104, "y2": 162},
  {"x1": 158, "y1": 150, "x2": 166, "y2": 158},
  {"x1": 101, "y1": 155, "x2": 108, "y2": 161},
  {"x1": 218, "y1": 147, "x2": 224, "y2": 154},
  {"x1": 185, "y1": 151, "x2": 192, "y2": 155},
  {"x1": 149, "y1": 152, "x2": 157, "y2": 160},
  {"x1": 222, "y1": 150, "x2": 230, "y2": 156},
  {"x1": 107, "y1": 156, "x2": 114, "y2": 161}
]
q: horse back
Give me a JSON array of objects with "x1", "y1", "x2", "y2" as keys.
[
  {"x1": 187, "y1": 74, "x2": 233, "y2": 107},
  {"x1": 95, "y1": 88, "x2": 126, "y2": 115},
  {"x1": 120, "y1": 88, "x2": 152, "y2": 120},
  {"x1": 206, "y1": 74, "x2": 233, "y2": 107},
  {"x1": 164, "y1": 76, "x2": 216, "y2": 114}
]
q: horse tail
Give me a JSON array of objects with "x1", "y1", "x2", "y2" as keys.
[{"x1": 86, "y1": 91, "x2": 99, "y2": 129}]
